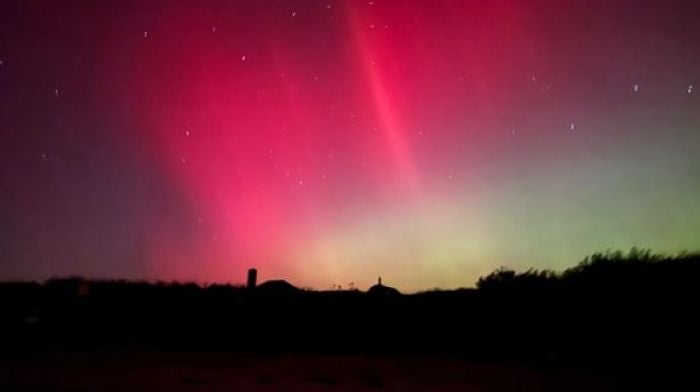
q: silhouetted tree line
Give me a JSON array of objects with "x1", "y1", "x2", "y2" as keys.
[
  {"x1": 476, "y1": 247, "x2": 695, "y2": 291},
  {"x1": 1, "y1": 248, "x2": 699, "y2": 370}
]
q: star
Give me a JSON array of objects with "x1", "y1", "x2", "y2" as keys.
[
  {"x1": 632, "y1": 83, "x2": 639, "y2": 93},
  {"x1": 241, "y1": 55, "x2": 246, "y2": 62},
  {"x1": 143, "y1": 31, "x2": 148, "y2": 39},
  {"x1": 688, "y1": 84, "x2": 693, "y2": 94}
]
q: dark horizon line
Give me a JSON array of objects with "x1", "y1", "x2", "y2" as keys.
[{"x1": 3, "y1": 247, "x2": 699, "y2": 293}]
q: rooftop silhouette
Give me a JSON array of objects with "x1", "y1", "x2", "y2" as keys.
[{"x1": 367, "y1": 277, "x2": 401, "y2": 296}]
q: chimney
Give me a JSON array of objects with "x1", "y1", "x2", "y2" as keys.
[{"x1": 247, "y1": 268, "x2": 257, "y2": 289}]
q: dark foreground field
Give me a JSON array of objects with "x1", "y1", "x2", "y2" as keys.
[
  {"x1": 2, "y1": 253, "x2": 700, "y2": 390},
  {"x1": 2, "y1": 351, "x2": 696, "y2": 392}
]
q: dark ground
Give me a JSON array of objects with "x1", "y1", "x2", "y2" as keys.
[
  {"x1": 3, "y1": 351, "x2": 697, "y2": 392},
  {"x1": 2, "y1": 252, "x2": 700, "y2": 390}
]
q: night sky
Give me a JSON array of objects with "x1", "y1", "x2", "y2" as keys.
[{"x1": 1, "y1": 0, "x2": 699, "y2": 291}]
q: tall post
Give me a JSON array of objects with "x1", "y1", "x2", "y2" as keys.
[{"x1": 247, "y1": 268, "x2": 257, "y2": 289}]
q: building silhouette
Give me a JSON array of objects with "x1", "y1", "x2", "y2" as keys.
[
  {"x1": 256, "y1": 279, "x2": 299, "y2": 295},
  {"x1": 367, "y1": 276, "x2": 400, "y2": 296}
]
